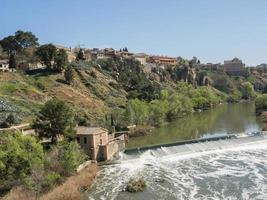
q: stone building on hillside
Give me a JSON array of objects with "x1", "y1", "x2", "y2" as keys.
[
  {"x1": 54, "y1": 44, "x2": 76, "y2": 62},
  {"x1": 148, "y1": 55, "x2": 178, "y2": 66},
  {"x1": 116, "y1": 50, "x2": 134, "y2": 59},
  {"x1": 223, "y1": 58, "x2": 246, "y2": 76},
  {"x1": 133, "y1": 53, "x2": 147, "y2": 65},
  {"x1": 76, "y1": 127, "x2": 125, "y2": 162}
]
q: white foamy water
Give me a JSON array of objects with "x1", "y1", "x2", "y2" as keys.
[{"x1": 87, "y1": 136, "x2": 267, "y2": 200}]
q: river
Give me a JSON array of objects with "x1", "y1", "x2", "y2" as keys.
[
  {"x1": 87, "y1": 102, "x2": 267, "y2": 200},
  {"x1": 127, "y1": 101, "x2": 262, "y2": 148}
]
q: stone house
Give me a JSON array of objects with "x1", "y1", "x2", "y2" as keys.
[
  {"x1": 55, "y1": 44, "x2": 76, "y2": 62},
  {"x1": 133, "y1": 53, "x2": 147, "y2": 65},
  {"x1": 76, "y1": 127, "x2": 125, "y2": 162},
  {"x1": 223, "y1": 58, "x2": 246, "y2": 76}
]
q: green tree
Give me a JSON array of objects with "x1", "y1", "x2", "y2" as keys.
[
  {"x1": 32, "y1": 98, "x2": 76, "y2": 144},
  {"x1": 0, "y1": 45, "x2": 8, "y2": 59},
  {"x1": 227, "y1": 89, "x2": 242, "y2": 103},
  {"x1": 125, "y1": 99, "x2": 149, "y2": 125},
  {"x1": 8, "y1": 54, "x2": 16, "y2": 70},
  {"x1": 192, "y1": 87, "x2": 221, "y2": 109},
  {"x1": 61, "y1": 141, "x2": 87, "y2": 175},
  {"x1": 55, "y1": 49, "x2": 68, "y2": 72},
  {"x1": 0, "y1": 35, "x2": 19, "y2": 55},
  {"x1": 212, "y1": 74, "x2": 234, "y2": 93},
  {"x1": 149, "y1": 99, "x2": 168, "y2": 126},
  {"x1": 64, "y1": 64, "x2": 74, "y2": 85},
  {"x1": 0, "y1": 133, "x2": 44, "y2": 190},
  {"x1": 35, "y1": 44, "x2": 57, "y2": 69},
  {"x1": 76, "y1": 49, "x2": 85, "y2": 61},
  {"x1": 46, "y1": 141, "x2": 86, "y2": 176},
  {"x1": 14, "y1": 30, "x2": 39, "y2": 50},
  {"x1": 241, "y1": 81, "x2": 256, "y2": 100},
  {"x1": 0, "y1": 30, "x2": 39, "y2": 54},
  {"x1": 255, "y1": 94, "x2": 267, "y2": 114}
]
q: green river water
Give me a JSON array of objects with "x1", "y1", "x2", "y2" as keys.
[{"x1": 127, "y1": 101, "x2": 262, "y2": 148}]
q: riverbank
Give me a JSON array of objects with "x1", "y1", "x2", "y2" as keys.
[
  {"x1": 2, "y1": 163, "x2": 99, "y2": 200},
  {"x1": 259, "y1": 111, "x2": 267, "y2": 131},
  {"x1": 126, "y1": 102, "x2": 262, "y2": 148}
]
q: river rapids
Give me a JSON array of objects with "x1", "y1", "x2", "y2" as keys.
[{"x1": 87, "y1": 135, "x2": 267, "y2": 200}]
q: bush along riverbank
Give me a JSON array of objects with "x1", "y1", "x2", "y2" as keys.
[
  {"x1": 2, "y1": 163, "x2": 99, "y2": 200},
  {"x1": 255, "y1": 94, "x2": 267, "y2": 130},
  {"x1": 110, "y1": 81, "x2": 257, "y2": 133}
]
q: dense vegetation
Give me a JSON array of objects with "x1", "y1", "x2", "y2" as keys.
[
  {"x1": 0, "y1": 99, "x2": 87, "y2": 197},
  {"x1": 255, "y1": 94, "x2": 267, "y2": 114}
]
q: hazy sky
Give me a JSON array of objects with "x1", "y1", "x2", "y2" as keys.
[{"x1": 1, "y1": 0, "x2": 267, "y2": 65}]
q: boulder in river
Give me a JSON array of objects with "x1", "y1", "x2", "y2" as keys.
[{"x1": 125, "y1": 178, "x2": 146, "y2": 193}]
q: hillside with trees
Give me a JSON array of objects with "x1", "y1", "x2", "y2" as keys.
[{"x1": 0, "y1": 30, "x2": 266, "y2": 130}]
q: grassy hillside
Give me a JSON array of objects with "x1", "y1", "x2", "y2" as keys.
[
  {"x1": 0, "y1": 58, "x2": 265, "y2": 128},
  {"x1": 0, "y1": 66, "x2": 128, "y2": 126}
]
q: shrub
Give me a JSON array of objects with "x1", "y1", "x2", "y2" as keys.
[
  {"x1": 64, "y1": 64, "x2": 74, "y2": 85},
  {"x1": 46, "y1": 141, "x2": 87, "y2": 176},
  {"x1": 125, "y1": 99, "x2": 149, "y2": 125},
  {"x1": 240, "y1": 81, "x2": 256, "y2": 100},
  {"x1": 227, "y1": 89, "x2": 242, "y2": 103},
  {"x1": 0, "y1": 133, "x2": 44, "y2": 190},
  {"x1": 42, "y1": 172, "x2": 61, "y2": 190},
  {"x1": 149, "y1": 99, "x2": 168, "y2": 126},
  {"x1": 255, "y1": 94, "x2": 267, "y2": 114}
]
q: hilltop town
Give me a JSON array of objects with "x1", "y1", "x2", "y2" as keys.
[{"x1": 0, "y1": 43, "x2": 258, "y2": 76}]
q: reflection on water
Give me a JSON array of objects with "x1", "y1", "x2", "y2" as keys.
[{"x1": 127, "y1": 102, "x2": 262, "y2": 148}]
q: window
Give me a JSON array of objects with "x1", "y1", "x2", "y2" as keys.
[
  {"x1": 84, "y1": 137, "x2": 87, "y2": 144},
  {"x1": 77, "y1": 137, "x2": 80, "y2": 143},
  {"x1": 100, "y1": 139, "x2": 102, "y2": 145}
]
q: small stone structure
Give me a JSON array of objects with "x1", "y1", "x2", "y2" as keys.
[
  {"x1": 76, "y1": 127, "x2": 125, "y2": 162},
  {"x1": 223, "y1": 57, "x2": 246, "y2": 76}
]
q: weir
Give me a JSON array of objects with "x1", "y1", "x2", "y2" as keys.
[{"x1": 123, "y1": 132, "x2": 263, "y2": 154}]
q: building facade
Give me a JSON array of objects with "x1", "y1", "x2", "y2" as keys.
[
  {"x1": 76, "y1": 127, "x2": 125, "y2": 162},
  {"x1": 148, "y1": 55, "x2": 178, "y2": 65},
  {"x1": 133, "y1": 53, "x2": 147, "y2": 65},
  {"x1": 223, "y1": 58, "x2": 246, "y2": 76}
]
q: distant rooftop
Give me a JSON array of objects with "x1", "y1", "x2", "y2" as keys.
[{"x1": 76, "y1": 127, "x2": 107, "y2": 135}]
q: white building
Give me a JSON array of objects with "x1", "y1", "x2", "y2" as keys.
[{"x1": 0, "y1": 60, "x2": 11, "y2": 72}]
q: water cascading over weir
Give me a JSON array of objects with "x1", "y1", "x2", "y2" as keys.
[
  {"x1": 116, "y1": 132, "x2": 266, "y2": 162},
  {"x1": 89, "y1": 131, "x2": 267, "y2": 199}
]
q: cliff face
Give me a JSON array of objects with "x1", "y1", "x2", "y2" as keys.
[{"x1": 147, "y1": 63, "x2": 210, "y2": 88}]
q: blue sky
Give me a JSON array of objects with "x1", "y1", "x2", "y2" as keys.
[{"x1": 1, "y1": 0, "x2": 267, "y2": 65}]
